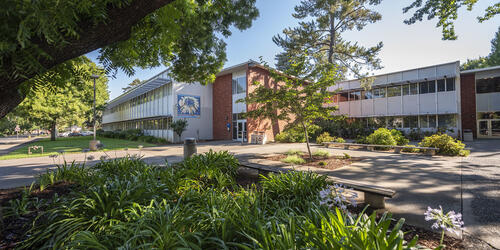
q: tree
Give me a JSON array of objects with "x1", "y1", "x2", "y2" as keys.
[
  {"x1": 460, "y1": 27, "x2": 500, "y2": 70},
  {"x1": 122, "y1": 79, "x2": 142, "y2": 93},
  {"x1": 171, "y1": 119, "x2": 188, "y2": 142},
  {"x1": 15, "y1": 57, "x2": 109, "y2": 141},
  {"x1": 243, "y1": 56, "x2": 339, "y2": 160},
  {"x1": 273, "y1": 0, "x2": 383, "y2": 78},
  {"x1": 0, "y1": 0, "x2": 259, "y2": 118},
  {"x1": 403, "y1": 0, "x2": 499, "y2": 40}
]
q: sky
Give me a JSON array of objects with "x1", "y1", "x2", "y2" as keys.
[{"x1": 87, "y1": 0, "x2": 500, "y2": 100}]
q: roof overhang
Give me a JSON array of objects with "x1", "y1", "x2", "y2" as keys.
[{"x1": 460, "y1": 65, "x2": 500, "y2": 75}]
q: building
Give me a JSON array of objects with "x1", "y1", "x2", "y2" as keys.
[{"x1": 102, "y1": 60, "x2": 500, "y2": 142}]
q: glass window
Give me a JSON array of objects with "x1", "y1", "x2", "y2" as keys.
[
  {"x1": 419, "y1": 82, "x2": 428, "y2": 94},
  {"x1": 437, "y1": 79, "x2": 445, "y2": 92},
  {"x1": 446, "y1": 78, "x2": 455, "y2": 91},
  {"x1": 419, "y1": 115, "x2": 429, "y2": 128},
  {"x1": 339, "y1": 92, "x2": 349, "y2": 102},
  {"x1": 428, "y1": 115, "x2": 436, "y2": 128},
  {"x1": 476, "y1": 77, "x2": 500, "y2": 93},
  {"x1": 428, "y1": 80, "x2": 436, "y2": 93},
  {"x1": 478, "y1": 112, "x2": 500, "y2": 119},
  {"x1": 373, "y1": 88, "x2": 386, "y2": 98},
  {"x1": 362, "y1": 90, "x2": 372, "y2": 99},
  {"x1": 238, "y1": 77, "x2": 246, "y2": 94},
  {"x1": 387, "y1": 116, "x2": 403, "y2": 128},
  {"x1": 387, "y1": 86, "x2": 401, "y2": 97},
  {"x1": 438, "y1": 114, "x2": 456, "y2": 128},
  {"x1": 350, "y1": 91, "x2": 361, "y2": 101},
  {"x1": 410, "y1": 83, "x2": 418, "y2": 95},
  {"x1": 404, "y1": 116, "x2": 418, "y2": 128},
  {"x1": 402, "y1": 84, "x2": 410, "y2": 95}
]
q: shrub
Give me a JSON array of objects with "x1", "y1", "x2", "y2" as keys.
[
  {"x1": 419, "y1": 134, "x2": 469, "y2": 156},
  {"x1": 275, "y1": 124, "x2": 320, "y2": 143},
  {"x1": 354, "y1": 135, "x2": 368, "y2": 144},
  {"x1": 312, "y1": 149, "x2": 330, "y2": 157},
  {"x1": 285, "y1": 149, "x2": 303, "y2": 155},
  {"x1": 281, "y1": 155, "x2": 306, "y2": 164},
  {"x1": 334, "y1": 137, "x2": 346, "y2": 143},
  {"x1": 261, "y1": 171, "x2": 328, "y2": 201},
  {"x1": 342, "y1": 153, "x2": 351, "y2": 159},
  {"x1": 315, "y1": 132, "x2": 335, "y2": 144},
  {"x1": 366, "y1": 128, "x2": 409, "y2": 146},
  {"x1": 401, "y1": 144, "x2": 419, "y2": 153},
  {"x1": 318, "y1": 161, "x2": 327, "y2": 166}
]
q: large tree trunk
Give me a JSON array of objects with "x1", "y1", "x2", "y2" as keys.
[
  {"x1": 0, "y1": 0, "x2": 174, "y2": 118},
  {"x1": 50, "y1": 121, "x2": 57, "y2": 141}
]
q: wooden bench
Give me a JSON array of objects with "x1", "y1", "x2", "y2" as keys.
[
  {"x1": 239, "y1": 162, "x2": 396, "y2": 209},
  {"x1": 324, "y1": 142, "x2": 438, "y2": 156}
]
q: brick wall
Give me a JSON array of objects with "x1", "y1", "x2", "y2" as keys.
[
  {"x1": 246, "y1": 66, "x2": 288, "y2": 142},
  {"x1": 212, "y1": 73, "x2": 233, "y2": 140},
  {"x1": 460, "y1": 73, "x2": 477, "y2": 138}
]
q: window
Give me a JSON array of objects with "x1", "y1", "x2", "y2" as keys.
[
  {"x1": 410, "y1": 83, "x2": 418, "y2": 95},
  {"x1": 349, "y1": 91, "x2": 361, "y2": 101},
  {"x1": 402, "y1": 84, "x2": 410, "y2": 95},
  {"x1": 478, "y1": 112, "x2": 500, "y2": 119},
  {"x1": 437, "y1": 79, "x2": 446, "y2": 92},
  {"x1": 476, "y1": 76, "x2": 500, "y2": 93},
  {"x1": 232, "y1": 76, "x2": 247, "y2": 94},
  {"x1": 362, "y1": 90, "x2": 372, "y2": 99},
  {"x1": 438, "y1": 114, "x2": 456, "y2": 128},
  {"x1": 403, "y1": 116, "x2": 418, "y2": 128},
  {"x1": 373, "y1": 88, "x2": 386, "y2": 98},
  {"x1": 446, "y1": 78, "x2": 455, "y2": 91},
  {"x1": 339, "y1": 92, "x2": 349, "y2": 102},
  {"x1": 428, "y1": 115, "x2": 436, "y2": 128},
  {"x1": 387, "y1": 116, "x2": 403, "y2": 128},
  {"x1": 419, "y1": 82, "x2": 428, "y2": 94},
  {"x1": 387, "y1": 86, "x2": 401, "y2": 97},
  {"x1": 428, "y1": 80, "x2": 436, "y2": 93}
]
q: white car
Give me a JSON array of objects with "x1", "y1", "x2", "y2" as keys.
[
  {"x1": 81, "y1": 131, "x2": 94, "y2": 136},
  {"x1": 59, "y1": 131, "x2": 70, "y2": 137}
]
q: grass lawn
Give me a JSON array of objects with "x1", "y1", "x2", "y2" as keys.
[{"x1": 0, "y1": 136, "x2": 156, "y2": 160}]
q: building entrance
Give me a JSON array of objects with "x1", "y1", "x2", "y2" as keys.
[{"x1": 478, "y1": 119, "x2": 500, "y2": 138}]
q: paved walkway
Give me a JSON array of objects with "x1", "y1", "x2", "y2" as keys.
[
  {"x1": 0, "y1": 140, "x2": 498, "y2": 248},
  {"x1": 0, "y1": 136, "x2": 41, "y2": 155}
]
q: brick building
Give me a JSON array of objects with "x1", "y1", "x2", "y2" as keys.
[{"x1": 102, "y1": 60, "x2": 500, "y2": 142}]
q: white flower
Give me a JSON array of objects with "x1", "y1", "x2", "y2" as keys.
[{"x1": 424, "y1": 206, "x2": 464, "y2": 235}]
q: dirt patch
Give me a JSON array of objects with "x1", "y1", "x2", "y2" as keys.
[{"x1": 264, "y1": 153, "x2": 360, "y2": 170}]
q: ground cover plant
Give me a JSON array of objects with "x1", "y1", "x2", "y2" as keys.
[
  {"x1": 268, "y1": 150, "x2": 356, "y2": 170},
  {"x1": 1, "y1": 150, "x2": 460, "y2": 249},
  {"x1": 0, "y1": 136, "x2": 155, "y2": 160}
]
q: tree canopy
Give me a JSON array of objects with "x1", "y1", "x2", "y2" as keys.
[
  {"x1": 273, "y1": 0, "x2": 383, "y2": 78},
  {"x1": 461, "y1": 27, "x2": 500, "y2": 70},
  {"x1": 403, "y1": 0, "x2": 499, "y2": 40},
  {"x1": 122, "y1": 79, "x2": 142, "y2": 93},
  {"x1": 0, "y1": 0, "x2": 259, "y2": 118},
  {"x1": 14, "y1": 57, "x2": 109, "y2": 140}
]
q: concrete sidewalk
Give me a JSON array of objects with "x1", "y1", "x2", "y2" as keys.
[{"x1": 0, "y1": 136, "x2": 42, "y2": 156}]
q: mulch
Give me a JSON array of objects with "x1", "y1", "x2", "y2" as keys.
[{"x1": 264, "y1": 153, "x2": 361, "y2": 170}]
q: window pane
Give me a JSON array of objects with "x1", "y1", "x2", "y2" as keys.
[
  {"x1": 438, "y1": 114, "x2": 456, "y2": 128},
  {"x1": 419, "y1": 116, "x2": 428, "y2": 128},
  {"x1": 402, "y1": 84, "x2": 410, "y2": 95},
  {"x1": 437, "y1": 79, "x2": 445, "y2": 92},
  {"x1": 419, "y1": 82, "x2": 428, "y2": 94},
  {"x1": 362, "y1": 90, "x2": 372, "y2": 99},
  {"x1": 476, "y1": 77, "x2": 500, "y2": 93},
  {"x1": 237, "y1": 77, "x2": 246, "y2": 94},
  {"x1": 446, "y1": 78, "x2": 455, "y2": 91},
  {"x1": 339, "y1": 92, "x2": 349, "y2": 102},
  {"x1": 232, "y1": 79, "x2": 237, "y2": 94},
  {"x1": 373, "y1": 88, "x2": 386, "y2": 98},
  {"x1": 428, "y1": 81, "x2": 436, "y2": 93},
  {"x1": 404, "y1": 116, "x2": 418, "y2": 128},
  {"x1": 387, "y1": 86, "x2": 401, "y2": 97},
  {"x1": 410, "y1": 83, "x2": 418, "y2": 95},
  {"x1": 428, "y1": 115, "x2": 436, "y2": 128}
]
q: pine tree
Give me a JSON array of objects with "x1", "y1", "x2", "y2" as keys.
[{"x1": 273, "y1": 0, "x2": 383, "y2": 78}]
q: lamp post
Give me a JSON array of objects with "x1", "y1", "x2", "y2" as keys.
[{"x1": 90, "y1": 74, "x2": 100, "y2": 150}]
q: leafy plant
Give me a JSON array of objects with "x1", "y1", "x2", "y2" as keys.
[
  {"x1": 275, "y1": 124, "x2": 321, "y2": 143},
  {"x1": 401, "y1": 144, "x2": 420, "y2": 153},
  {"x1": 342, "y1": 153, "x2": 351, "y2": 160},
  {"x1": 366, "y1": 128, "x2": 409, "y2": 147},
  {"x1": 281, "y1": 155, "x2": 306, "y2": 165},
  {"x1": 419, "y1": 134, "x2": 469, "y2": 156},
  {"x1": 315, "y1": 132, "x2": 335, "y2": 144},
  {"x1": 312, "y1": 149, "x2": 330, "y2": 157},
  {"x1": 171, "y1": 119, "x2": 188, "y2": 142},
  {"x1": 318, "y1": 161, "x2": 327, "y2": 166},
  {"x1": 260, "y1": 171, "x2": 328, "y2": 202}
]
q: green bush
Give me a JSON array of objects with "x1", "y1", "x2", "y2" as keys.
[
  {"x1": 261, "y1": 171, "x2": 328, "y2": 201},
  {"x1": 315, "y1": 132, "x2": 335, "y2": 144},
  {"x1": 275, "y1": 124, "x2": 320, "y2": 143},
  {"x1": 285, "y1": 149, "x2": 303, "y2": 155},
  {"x1": 335, "y1": 137, "x2": 346, "y2": 143},
  {"x1": 419, "y1": 133, "x2": 469, "y2": 156},
  {"x1": 401, "y1": 144, "x2": 419, "y2": 153},
  {"x1": 354, "y1": 135, "x2": 368, "y2": 144},
  {"x1": 312, "y1": 149, "x2": 330, "y2": 157},
  {"x1": 281, "y1": 155, "x2": 306, "y2": 164},
  {"x1": 342, "y1": 153, "x2": 351, "y2": 159},
  {"x1": 365, "y1": 128, "x2": 409, "y2": 146}
]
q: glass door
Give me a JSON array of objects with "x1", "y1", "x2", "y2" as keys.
[
  {"x1": 477, "y1": 119, "x2": 500, "y2": 138},
  {"x1": 236, "y1": 120, "x2": 247, "y2": 142}
]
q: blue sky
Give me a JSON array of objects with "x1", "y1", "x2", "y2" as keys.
[{"x1": 87, "y1": 0, "x2": 500, "y2": 100}]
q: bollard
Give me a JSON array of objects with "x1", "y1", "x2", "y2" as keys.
[{"x1": 184, "y1": 138, "x2": 197, "y2": 159}]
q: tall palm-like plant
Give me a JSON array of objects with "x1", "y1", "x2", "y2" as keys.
[{"x1": 171, "y1": 119, "x2": 188, "y2": 143}]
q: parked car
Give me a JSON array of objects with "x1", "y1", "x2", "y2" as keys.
[
  {"x1": 59, "y1": 131, "x2": 70, "y2": 137},
  {"x1": 81, "y1": 131, "x2": 94, "y2": 136},
  {"x1": 68, "y1": 132, "x2": 82, "y2": 137}
]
